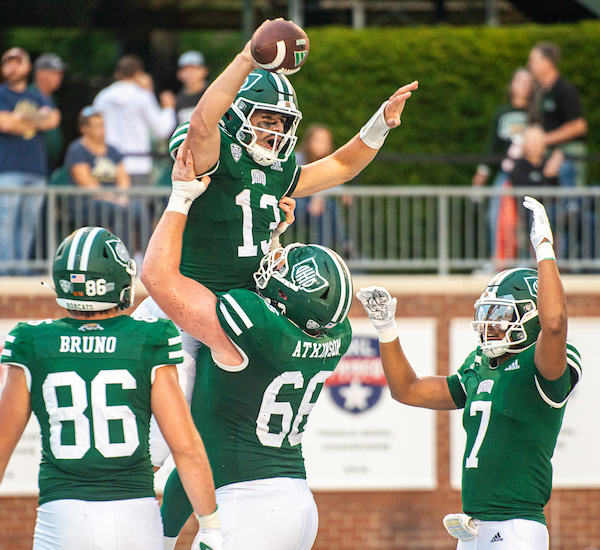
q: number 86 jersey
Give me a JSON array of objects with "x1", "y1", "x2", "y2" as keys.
[
  {"x1": 446, "y1": 343, "x2": 581, "y2": 525},
  {"x1": 0, "y1": 315, "x2": 183, "y2": 505}
]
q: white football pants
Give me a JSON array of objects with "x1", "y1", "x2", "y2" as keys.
[
  {"x1": 33, "y1": 497, "x2": 163, "y2": 550},
  {"x1": 457, "y1": 518, "x2": 549, "y2": 550},
  {"x1": 217, "y1": 477, "x2": 318, "y2": 550}
]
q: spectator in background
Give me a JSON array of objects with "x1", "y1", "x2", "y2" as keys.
[
  {"x1": 472, "y1": 68, "x2": 535, "y2": 261},
  {"x1": 92, "y1": 54, "x2": 176, "y2": 260},
  {"x1": 63, "y1": 106, "x2": 131, "y2": 239},
  {"x1": 495, "y1": 124, "x2": 563, "y2": 263},
  {"x1": 30, "y1": 53, "x2": 65, "y2": 173},
  {"x1": 296, "y1": 124, "x2": 353, "y2": 253},
  {"x1": 175, "y1": 50, "x2": 209, "y2": 125},
  {"x1": 0, "y1": 47, "x2": 60, "y2": 274},
  {"x1": 528, "y1": 42, "x2": 588, "y2": 188}
]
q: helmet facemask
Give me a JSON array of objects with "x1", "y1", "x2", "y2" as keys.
[
  {"x1": 254, "y1": 243, "x2": 353, "y2": 333},
  {"x1": 232, "y1": 100, "x2": 301, "y2": 165},
  {"x1": 472, "y1": 296, "x2": 538, "y2": 358}
]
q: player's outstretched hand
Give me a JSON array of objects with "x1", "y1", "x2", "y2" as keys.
[
  {"x1": 384, "y1": 81, "x2": 419, "y2": 129},
  {"x1": 166, "y1": 148, "x2": 210, "y2": 215},
  {"x1": 356, "y1": 286, "x2": 397, "y2": 332},
  {"x1": 523, "y1": 196, "x2": 553, "y2": 248}
]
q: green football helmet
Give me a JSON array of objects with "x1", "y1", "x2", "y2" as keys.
[
  {"x1": 223, "y1": 69, "x2": 302, "y2": 166},
  {"x1": 472, "y1": 268, "x2": 540, "y2": 358},
  {"x1": 53, "y1": 227, "x2": 137, "y2": 312},
  {"x1": 254, "y1": 243, "x2": 353, "y2": 332}
]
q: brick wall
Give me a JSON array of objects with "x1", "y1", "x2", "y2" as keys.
[{"x1": 1, "y1": 279, "x2": 599, "y2": 550}]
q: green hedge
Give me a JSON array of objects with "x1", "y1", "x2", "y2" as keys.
[{"x1": 3, "y1": 22, "x2": 600, "y2": 185}]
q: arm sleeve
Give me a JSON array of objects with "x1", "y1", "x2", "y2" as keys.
[
  {"x1": 1, "y1": 323, "x2": 34, "y2": 391},
  {"x1": 535, "y1": 342, "x2": 582, "y2": 406}
]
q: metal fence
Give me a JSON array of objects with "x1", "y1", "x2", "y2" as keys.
[{"x1": 2, "y1": 185, "x2": 599, "y2": 276}]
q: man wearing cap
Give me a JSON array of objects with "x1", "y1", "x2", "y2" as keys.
[
  {"x1": 30, "y1": 52, "x2": 66, "y2": 173},
  {"x1": 0, "y1": 47, "x2": 60, "y2": 274},
  {"x1": 175, "y1": 51, "x2": 209, "y2": 125}
]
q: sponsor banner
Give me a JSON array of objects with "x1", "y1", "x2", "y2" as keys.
[
  {"x1": 449, "y1": 318, "x2": 600, "y2": 489},
  {"x1": 303, "y1": 318, "x2": 437, "y2": 491}
]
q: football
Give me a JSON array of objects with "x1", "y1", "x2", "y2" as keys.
[{"x1": 251, "y1": 19, "x2": 310, "y2": 75}]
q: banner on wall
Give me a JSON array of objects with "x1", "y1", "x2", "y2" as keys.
[
  {"x1": 448, "y1": 318, "x2": 600, "y2": 489},
  {"x1": 302, "y1": 318, "x2": 437, "y2": 491}
]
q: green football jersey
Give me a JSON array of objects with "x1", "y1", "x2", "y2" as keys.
[
  {"x1": 447, "y1": 342, "x2": 582, "y2": 524},
  {"x1": 0, "y1": 315, "x2": 184, "y2": 505},
  {"x1": 190, "y1": 289, "x2": 352, "y2": 489},
  {"x1": 180, "y1": 127, "x2": 302, "y2": 292}
]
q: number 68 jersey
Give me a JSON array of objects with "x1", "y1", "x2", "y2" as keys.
[
  {"x1": 447, "y1": 342, "x2": 582, "y2": 525},
  {"x1": 191, "y1": 289, "x2": 352, "y2": 490},
  {"x1": 0, "y1": 315, "x2": 184, "y2": 505}
]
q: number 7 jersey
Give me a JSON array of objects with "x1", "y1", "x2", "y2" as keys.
[
  {"x1": 0, "y1": 315, "x2": 184, "y2": 505},
  {"x1": 447, "y1": 343, "x2": 582, "y2": 524},
  {"x1": 180, "y1": 127, "x2": 302, "y2": 293}
]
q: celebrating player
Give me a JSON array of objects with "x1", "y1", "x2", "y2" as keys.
[
  {"x1": 0, "y1": 227, "x2": 222, "y2": 550},
  {"x1": 140, "y1": 148, "x2": 353, "y2": 550},
  {"x1": 357, "y1": 196, "x2": 581, "y2": 550}
]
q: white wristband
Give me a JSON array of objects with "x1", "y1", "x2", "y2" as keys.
[
  {"x1": 165, "y1": 194, "x2": 193, "y2": 215},
  {"x1": 378, "y1": 325, "x2": 398, "y2": 344},
  {"x1": 360, "y1": 101, "x2": 391, "y2": 149},
  {"x1": 196, "y1": 508, "x2": 220, "y2": 530},
  {"x1": 166, "y1": 179, "x2": 208, "y2": 215},
  {"x1": 535, "y1": 241, "x2": 556, "y2": 262}
]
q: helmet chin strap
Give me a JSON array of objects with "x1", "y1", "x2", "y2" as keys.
[{"x1": 250, "y1": 150, "x2": 275, "y2": 166}]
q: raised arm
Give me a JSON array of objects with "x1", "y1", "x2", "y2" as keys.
[
  {"x1": 356, "y1": 287, "x2": 457, "y2": 410},
  {"x1": 522, "y1": 196, "x2": 568, "y2": 380},
  {"x1": 293, "y1": 80, "x2": 418, "y2": 197},
  {"x1": 181, "y1": 35, "x2": 262, "y2": 176},
  {"x1": 140, "y1": 149, "x2": 242, "y2": 366}
]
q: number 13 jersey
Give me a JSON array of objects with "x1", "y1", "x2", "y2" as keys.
[{"x1": 180, "y1": 127, "x2": 302, "y2": 293}]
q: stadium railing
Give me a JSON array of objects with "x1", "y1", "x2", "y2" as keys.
[{"x1": 1, "y1": 185, "x2": 599, "y2": 276}]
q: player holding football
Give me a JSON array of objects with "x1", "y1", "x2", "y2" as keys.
[
  {"x1": 140, "y1": 148, "x2": 353, "y2": 550},
  {"x1": 0, "y1": 228, "x2": 222, "y2": 550},
  {"x1": 357, "y1": 196, "x2": 581, "y2": 550}
]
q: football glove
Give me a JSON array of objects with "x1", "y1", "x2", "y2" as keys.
[
  {"x1": 192, "y1": 509, "x2": 224, "y2": 550},
  {"x1": 523, "y1": 196, "x2": 555, "y2": 261},
  {"x1": 443, "y1": 513, "x2": 478, "y2": 541},
  {"x1": 356, "y1": 286, "x2": 398, "y2": 343}
]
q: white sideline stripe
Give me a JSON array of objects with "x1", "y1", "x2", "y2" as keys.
[
  {"x1": 220, "y1": 302, "x2": 242, "y2": 336},
  {"x1": 168, "y1": 350, "x2": 185, "y2": 359},
  {"x1": 2, "y1": 349, "x2": 12, "y2": 357},
  {"x1": 79, "y1": 227, "x2": 104, "y2": 271},
  {"x1": 5, "y1": 334, "x2": 15, "y2": 343},
  {"x1": 223, "y1": 294, "x2": 253, "y2": 329},
  {"x1": 168, "y1": 336, "x2": 182, "y2": 346},
  {"x1": 67, "y1": 227, "x2": 88, "y2": 270}
]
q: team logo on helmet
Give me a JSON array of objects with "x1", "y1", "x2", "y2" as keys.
[
  {"x1": 106, "y1": 239, "x2": 131, "y2": 269},
  {"x1": 239, "y1": 72, "x2": 263, "y2": 92},
  {"x1": 524, "y1": 276, "x2": 538, "y2": 297},
  {"x1": 291, "y1": 258, "x2": 328, "y2": 293}
]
